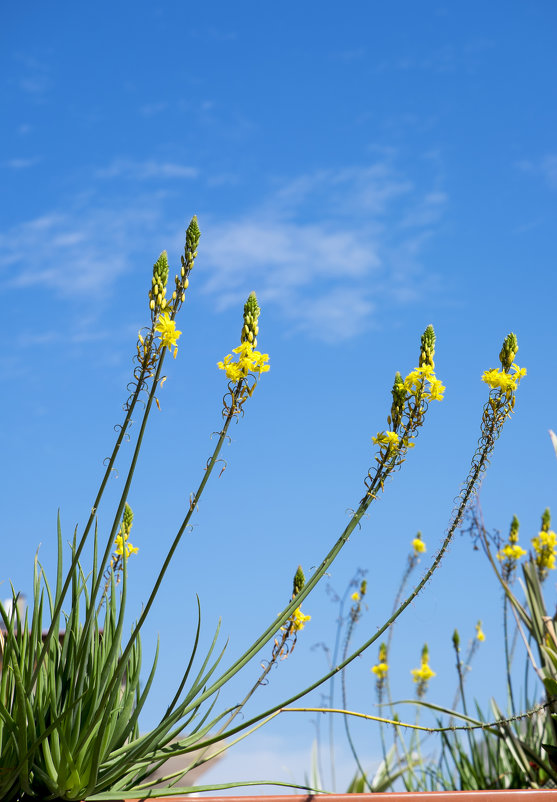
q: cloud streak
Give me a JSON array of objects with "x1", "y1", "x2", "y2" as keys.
[
  {"x1": 199, "y1": 165, "x2": 446, "y2": 341},
  {"x1": 0, "y1": 158, "x2": 447, "y2": 343},
  {"x1": 96, "y1": 159, "x2": 199, "y2": 180}
]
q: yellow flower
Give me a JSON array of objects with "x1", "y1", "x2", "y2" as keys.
[
  {"x1": 411, "y1": 663, "x2": 436, "y2": 682},
  {"x1": 412, "y1": 534, "x2": 426, "y2": 555},
  {"x1": 218, "y1": 342, "x2": 270, "y2": 382},
  {"x1": 372, "y1": 642, "x2": 388, "y2": 679},
  {"x1": 532, "y1": 529, "x2": 557, "y2": 574},
  {"x1": 114, "y1": 533, "x2": 139, "y2": 558},
  {"x1": 475, "y1": 621, "x2": 485, "y2": 642},
  {"x1": 351, "y1": 591, "x2": 360, "y2": 602},
  {"x1": 290, "y1": 607, "x2": 311, "y2": 632},
  {"x1": 372, "y1": 430, "x2": 400, "y2": 448},
  {"x1": 481, "y1": 363, "x2": 526, "y2": 393},
  {"x1": 428, "y1": 378, "x2": 446, "y2": 401},
  {"x1": 411, "y1": 643, "x2": 435, "y2": 697},
  {"x1": 403, "y1": 364, "x2": 444, "y2": 403},
  {"x1": 155, "y1": 312, "x2": 181, "y2": 358},
  {"x1": 496, "y1": 543, "x2": 526, "y2": 562},
  {"x1": 372, "y1": 661, "x2": 389, "y2": 679}
]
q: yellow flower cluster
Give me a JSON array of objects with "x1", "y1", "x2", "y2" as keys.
[
  {"x1": 372, "y1": 661, "x2": 389, "y2": 679},
  {"x1": 155, "y1": 312, "x2": 182, "y2": 358},
  {"x1": 351, "y1": 591, "x2": 360, "y2": 602},
  {"x1": 371, "y1": 430, "x2": 400, "y2": 448},
  {"x1": 217, "y1": 341, "x2": 270, "y2": 382},
  {"x1": 372, "y1": 643, "x2": 389, "y2": 680},
  {"x1": 498, "y1": 543, "x2": 527, "y2": 562},
  {"x1": 411, "y1": 662, "x2": 436, "y2": 682},
  {"x1": 532, "y1": 529, "x2": 557, "y2": 573},
  {"x1": 404, "y1": 364, "x2": 445, "y2": 402},
  {"x1": 114, "y1": 532, "x2": 139, "y2": 559},
  {"x1": 412, "y1": 533, "x2": 426, "y2": 555},
  {"x1": 475, "y1": 621, "x2": 485, "y2": 642},
  {"x1": 496, "y1": 515, "x2": 526, "y2": 576},
  {"x1": 411, "y1": 644, "x2": 435, "y2": 696},
  {"x1": 290, "y1": 606, "x2": 311, "y2": 632},
  {"x1": 112, "y1": 503, "x2": 138, "y2": 562},
  {"x1": 481, "y1": 363, "x2": 527, "y2": 393}
]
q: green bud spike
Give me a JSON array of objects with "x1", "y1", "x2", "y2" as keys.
[
  {"x1": 241, "y1": 291, "x2": 261, "y2": 345},
  {"x1": 120, "y1": 503, "x2": 134, "y2": 537},
  {"x1": 360, "y1": 579, "x2": 367, "y2": 597},
  {"x1": 421, "y1": 643, "x2": 429, "y2": 661},
  {"x1": 379, "y1": 642, "x2": 387, "y2": 663},
  {"x1": 152, "y1": 251, "x2": 169, "y2": 291},
  {"x1": 186, "y1": 215, "x2": 201, "y2": 254},
  {"x1": 293, "y1": 565, "x2": 305, "y2": 597},
  {"x1": 509, "y1": 514, "x2": 520, "y2": 543},
  {"x1": 390, "y1": 371, "x2": 406, "y2": 430},
  {"x1": 542, "y1": 507, "x2": 551, "y2": 533},
  {"x1": 419, "y1": 324, "x2": 436, "y2": 368},
  {"x1": 452, "y1": 629, "x2": 460, "y2": 649},
  {"x1": 499, "y1": 332, "x2": 518, "y2": 372}
]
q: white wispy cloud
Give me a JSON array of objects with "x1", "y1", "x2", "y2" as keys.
[
  {"x1": 516, "y1": 153, "x2": 557, "y2": 190},
  {"x1": 15, "y1": 54, "x2": 52, "y2": 98},
  {"x1": 0, "y1": 203, "x2": 165, "y2": 296},
  {"x1": 1, "y1": 157, "x2": 40, "y2": 170},
  {"x1": 96, "y1": 159, "x2": 199, "y2": 180},
  {"x1": 198, "y1": 164, "x2": 446, "y2": 341},
  {"x1": 1, "y1": 159, "x2": 446, "y2": 343}
]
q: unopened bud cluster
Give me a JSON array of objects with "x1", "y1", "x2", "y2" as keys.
[
  {"x1": 120, "y1": 503, "x2": 134, "y2": 537},
  {"x1": 241, "y1": 291, "x2": 260, "y2": 348},
  {"x1": 419, "y1": 324, "x2": 436, "y2": 368},
  {"x1": 499, "y1": 331, "x2": 518, "y2": 372},
  {"x1": 149, "y1": 251, "x2": 170, "y2": 313},
  {"x1": 174, "y1": 215, "x2": 201, "y2": 306},
  {"x1": 292, "y1": 565, "x2": 305, "y2": 597},
  {"x1": 389, "y1": 371, "x2": 406, "y2": 430}
]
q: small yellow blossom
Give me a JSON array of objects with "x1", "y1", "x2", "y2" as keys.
[
  {"x1": 411, "y1": 663, "x2": 436, "y2": 682},
  {"x1": 372, "y1": 643, "x2": 388, "y2": 680},
  {"x1": 475, "y1": 621, "x2": 485, "y2": 642},
  {"x1": 403, "y1": 364, "x2": 444, "y2": 403},
  {"x1": 290, "y1": 607, "x2": 311, "y2": 632},
  {"x1": 114, "y1": 533, "x2": 139, "y2": 558},
  {"x1": 428, "y1": 378, "x2": 446, "y2": 401},
  {"x1": 412, "y1": 534, "x2": 426, "y2": 555},
  {"x1": 217, "y1": 342, "x2": 270, "y2": 382},
  {"x1": 155, "y1": 312, "x2": 181, "y2": 358},
  {"x1": 372, "y1": 662, "x2": 389, "y2": 679},
  {"x1": 532, "y1": 529, "x2": 557, "y2": 575},
  {"x1": 351, "y1": 591, "x2": 360, "y2": 602},
  {"x1": 372, "y1": 430, "x2": 400, "y2": 448},
  {"x1": 412, "y1": 644, "x2": 435, "y2": 697},
  {"x1": 481, "y1": 363, "x2": 526, "y2": 393},
  {"x1": 497, "y1": 543, "x2": 527, "y2": 562},
  {"x1": 496, "y1": 515, "x2": 526, "y2": 577}
]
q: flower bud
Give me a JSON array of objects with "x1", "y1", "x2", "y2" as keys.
[
  {"x1": 419, "y1": 324, "x2": 436, "y2": 368},
  {"x1": 499, "y1": 332, "x2": 518, "y2": 371}
]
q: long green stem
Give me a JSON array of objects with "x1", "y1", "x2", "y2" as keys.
[
  {"x1": 30, "y1": 329, "x2": 156, "y2": 687},
  {"x1": 341, "y1": 612, "x2": 370, "y2": 790},
  {"x1": 73, "y1": 341, "x2": 169, "y2": 704},
  {"x1": 76, "y1": 379, "x2": 245, "y2": 751},
  {"x1": 184, "y1": 400, "x2": 502, "y2": 747}
]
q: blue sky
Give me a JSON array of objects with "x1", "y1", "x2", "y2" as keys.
[{"x1": 2, "y1": 0, "x2": 557, "y2": 792}]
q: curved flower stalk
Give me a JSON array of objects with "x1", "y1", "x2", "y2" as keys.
[
  {"x1": 200, "y1": 332, "x2": 525, "y2": 770},
  {"x1": 28, "y1": 217, "x2": 201, "y2": 695},
  {"x1": 0, "y1": 235, "x2": 527, "y2": 802}
]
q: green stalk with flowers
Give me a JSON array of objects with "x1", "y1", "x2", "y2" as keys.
[{"x1": 0, "y1": 212, "x2": 529, "y2": 800}]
